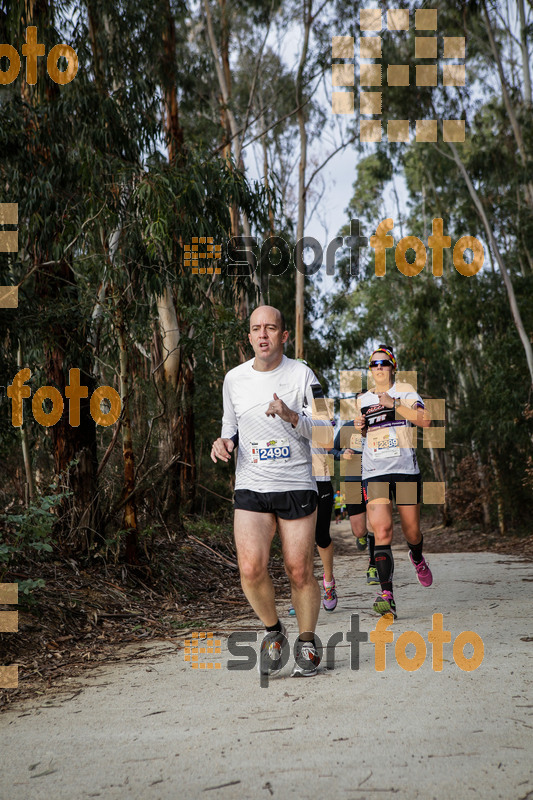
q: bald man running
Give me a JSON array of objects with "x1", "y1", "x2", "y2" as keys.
[{"x1": 211, "y1": 306, "x2": 322, "y2": 678}]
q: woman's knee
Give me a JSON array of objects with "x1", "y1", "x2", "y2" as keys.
[
  {"x1": 371, "y1": 523, "x2": 393, "y2": 544},
  {"x1": 402, "y1": 526, "x2": 421, "y2": 544}
]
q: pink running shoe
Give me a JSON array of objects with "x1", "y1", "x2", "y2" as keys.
[
  {"x1": 322, "y1": 575, "x2": 338, "y2": 611},
  {"x1": 409, "y1": 552, "x2": 433, "y2": 587}
]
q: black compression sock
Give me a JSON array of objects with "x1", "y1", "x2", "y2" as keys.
[
  {"x1": 368, "y1": 533, "x2": 375, "y2": 566},
  {"x1": 408, "y1": 536, "x2": 424, "y2": 564},
  {"x1": 265, "y1": 620, "x2": 282, "y2": 633},
  {"x1": 374, "y1": 545, "x2": 394, "y2": 592}
]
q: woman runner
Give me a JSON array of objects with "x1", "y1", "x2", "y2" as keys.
[{"x1": 355, "y1": 345, "x2": 433, "y2": 618}]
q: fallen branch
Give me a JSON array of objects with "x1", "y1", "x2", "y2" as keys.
[
  {"x1": 196, "y1": 482, "x2": 233, "y2": 503},
  {"x1": 112, "y1": 455, "x2": 190, "y2": 514},
  {"x1": 186, "y1": 534, "x2": 238, "y2": 569}
]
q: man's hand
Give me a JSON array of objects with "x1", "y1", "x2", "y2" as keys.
[
  {"x1": 376, "y1": 392, "x2": 394, "y2": 409},
  {"x1": 342, "y1": 447, "x2": 355, "y2": 460},
  {"x1": 211, "y1": 438, "x2": 235, "y2": 463},
  {"x1": 353, "y1": 415, "x2": 366, "y2": 430},
  {"x1": 265, "y1": 393, "x2": 298, "y2": 427}
]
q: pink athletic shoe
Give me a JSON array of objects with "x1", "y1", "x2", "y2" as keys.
[
  {"x1": 322, "y1": 575, "x2": 338, "y2": 611},
  {"x1": 409, "y1": 552, "x2": 433, "y2": 587}
]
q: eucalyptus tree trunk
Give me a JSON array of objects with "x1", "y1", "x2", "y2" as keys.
[
  {"x1": 455, "y1": 343, "x2": 492, "y2": 528},
  {"x1": 17, "y1": 344, "x2": 35, "y2": 504},
  {"x1": 259, "y1": 97, "x2": 275, "y2": 302},
  {"x1": 216, "y1": 0, "x2": 249, "y2": 337},
  {"x1": 218, "y1": 0, "x2": 240, "y2": 237},
  {"x1": 203, "y1": 0, "x2": 262, "y2": 307},
  {"x1": 490, "y1": 453, "x2": 506, "y2": 535},
  {"x1": 156, "y1": 0, "x2": 197, "y2": 515},
  {"x1": 115, "y1": 301, "x2": 139, "y2": 563},
  {"x1": 517, "y1": 0, "x2": 532, "y2": 104},
  {"x1": 260, "y1": 98, "x2": 275, "y2": 239},
  {"x1": 294, "y1": 0, "x2": 312, "y2": 359}
]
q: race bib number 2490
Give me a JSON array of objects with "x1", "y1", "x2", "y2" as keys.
[
  {"x1": 250, "y1": 439, "x2": 291, "y2": 463},
  {"x1": 259, "y1": 445, "x2": 290, "y2": 460}
]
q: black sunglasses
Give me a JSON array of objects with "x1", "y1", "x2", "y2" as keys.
[{"x1": 369, "y1": 359, "x2": 393, "y2": 368}]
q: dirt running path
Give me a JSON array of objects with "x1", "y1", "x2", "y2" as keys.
[{"x1": 2, "y1": 522, "x2": 533, "y2": 799}]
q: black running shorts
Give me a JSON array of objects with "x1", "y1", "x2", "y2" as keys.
[
  {"x1": 362, "y1": 473, "x2": 422, "y2": 505},
  {"x1": 346, "y1": 499, "x2": 367, "y2": 517},
  {"x1": 234, "y1": 489, "x2": 318, "y2": 519}
]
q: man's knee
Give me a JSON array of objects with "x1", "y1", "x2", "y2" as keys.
[
  {"x1": 239, "y1": 558, "x2": 268, "y2": 585},
  {"x1": 285, "y1": 558, "x2": 313, "y2": 588}
]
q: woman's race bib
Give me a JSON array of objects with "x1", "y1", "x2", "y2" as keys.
[{"x1": 367, "y1": 427, "x2": 400, "y2": 459}]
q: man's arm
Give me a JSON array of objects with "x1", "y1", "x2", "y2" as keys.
[
  {"x1": 220, "y1": 374, "x2": 238, "y2": 439},
  {"x1": 212, "y1": 376, "x2": 239, "y2": 463},
  {"x1": 264, "y1": 368, "x2": 326, "y2": 440},
  {"x1": 211, "y1": 437, "x2": 235, "y2": 463}
]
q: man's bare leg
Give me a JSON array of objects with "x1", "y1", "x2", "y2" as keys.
[
  {"x1": 234, "y1": 509, "x2": 277, "y2": 626},
  {"x1": 278, "y1": 511, "x2": 320, "y2": 638}
]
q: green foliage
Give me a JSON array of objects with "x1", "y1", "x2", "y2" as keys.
[
  {"x1": 1, "y1": 0, "x2": 532, "y2": 545},
  {"x1": 0, "y1": 492, "x2": 71, "y2": 592},
  {"x1": 346, "y1": 152, "x2": 394, "y2": 228}
]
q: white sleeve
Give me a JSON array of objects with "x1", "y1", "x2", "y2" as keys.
[
  {"x1": 221, "y1": 375, "x2": 238, "y2": 440},
  {"x1": 402, "y1": 390, "x2": 424, "y2": 410},
  {"x1": 293, "y1": 368, "x2": 326, "y2": 440}
]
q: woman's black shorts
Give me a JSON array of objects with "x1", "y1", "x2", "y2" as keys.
[{"x1": 362, "y1": 473, "x2": 422, "y2": 505}]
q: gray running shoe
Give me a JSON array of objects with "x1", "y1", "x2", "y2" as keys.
[
  {"x1": 291, "y1": 639, "x2": 321, "y2": 677},
  {"x1": 258, "y1": 624, "x2": 288, "y2": 676}
]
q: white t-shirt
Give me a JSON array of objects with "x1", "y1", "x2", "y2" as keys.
[
  {"x1": 358, "y1": 383, "x2": 424, "y2": 479},
  {"x1": 221, "y1": 355, "x2": 324, "y2": 492}
]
